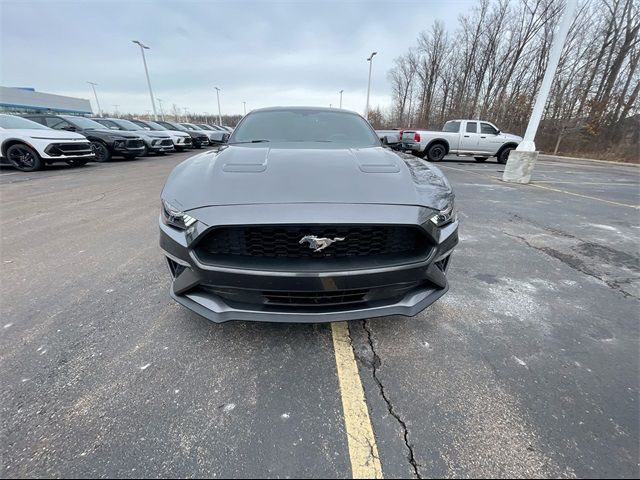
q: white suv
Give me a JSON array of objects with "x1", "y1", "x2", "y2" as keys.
[{"x1": 0, "y1": 114, "x2": 94, "y2": 171}]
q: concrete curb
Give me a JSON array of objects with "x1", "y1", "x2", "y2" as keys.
[{"x1": 538, "y1": 153, "x2": 639, "y2": 167}]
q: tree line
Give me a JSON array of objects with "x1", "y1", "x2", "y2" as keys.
[{"x1": 378, "y1": 0, "x2": 639, "y2": 161}]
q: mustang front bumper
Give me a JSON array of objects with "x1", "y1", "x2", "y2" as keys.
[{"x1": 159, "y1": 203, "x2": 458, "y2": 323}]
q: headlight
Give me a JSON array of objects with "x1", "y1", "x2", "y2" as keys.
[
  {"x1": 161, "y1": 200, "x2": 197, "y2": 230},
  {"x1": 430, "y1": 201, "x2": 457, "y2": 227}
]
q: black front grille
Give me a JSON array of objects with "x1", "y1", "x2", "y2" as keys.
[
  {"x1": 183, "y1": 137, "x2": 192, "y2": 144},
  {"x1": 196, "y1": 225, "x2": 429, "y2": 264},
  {"x1": 45, "y1": 143, "x2": 93, "y2": 156},
  {"x1": 160, "y1": 139, "x2": 173, "y2": 146},
  {"x1": 263, "y1": 289, "x2": 369, "y2": 306},
  {"x1": 125, "y1": 139, "x2": 144, "y2": 148}
]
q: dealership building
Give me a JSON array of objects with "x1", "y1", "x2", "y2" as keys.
[{"x1": 0, "y1": 86, "x2": 93, "y2": 115}]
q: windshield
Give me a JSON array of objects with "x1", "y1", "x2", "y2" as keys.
[
  {"x1": 67, "y1": 117, "x2": 107, "y2": 129},
  {"x1": 158, "y1": 121, "x2": 185, "y2": 131},
  {"x1": 230, "y1": 109, "x2": 379, "y2": 146},
  {"x1": 197, "y1": 124, "x2": 213, "y2": 130},
  {"x1": 132, "y1": 120, "x2": 165, "y2": 131},
  {"x1": 112, "y1": 119, "x2": 144, "y2": 131},
  {"x1": 180, "y1": 123, "x2": 199, "y2": 131},
  {"x1": 0, "y1": 115, "x2": 49, "y2": 130}
]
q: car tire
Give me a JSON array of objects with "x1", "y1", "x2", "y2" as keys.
[
  {"x1": 66, "y1": 158, "x2": 90, "y2": 167},
  {"x1": 194, "y1": 144, "x2": 202, "y2": 149},
  {"x1": 425, "y1": 143, "x2": 446, "y2": 162},
  {"x1": 474, "y1": 157, "x2": 488, "y2": 163},
  {"x1": 91, "y1": 141, "x2": 112, "y2": 162},
  {"x1": 141, "y1": 145, "x2": 149, "y2": 156},
  {"x1": 155, "y1": 151, "x2": 166, "y2": 156},
  {"x1": 175, "y1": 146, "x2": 185, "y2": 152},
  {"x1": 497, "y1": 146, "x2": 514, "y2": 164},
  {"x1": 123, "y1": 154, "x2": 138, "y2": 160},
  {"x1": 6, "y1": 143, "x2": 44, "y2": 172}
]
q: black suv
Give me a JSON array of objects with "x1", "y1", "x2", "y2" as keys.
[{"x1": 23, "y1": 115, "x2": 146, "y2": 162}]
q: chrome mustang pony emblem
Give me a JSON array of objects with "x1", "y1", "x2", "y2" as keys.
[{"x1": 299, "y1": 235, "x2": 345, "y2": 252}]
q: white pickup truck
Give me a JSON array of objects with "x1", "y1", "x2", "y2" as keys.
[{"x1": 400, "y1": 119, "x2": 522, "y2": 164}]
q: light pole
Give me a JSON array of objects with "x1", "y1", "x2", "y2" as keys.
[
  {"x1": 132, "y1": 40, "x2": 158, "y2": 120},
  {"x1": 365, "y1": 51, "x2": 377, "y2": 119},
  {"x1": 182, "y1": 108, "x2": 189, "y2": 122},
  {"x1": 157, "y1": 98, "x2": 165, "y2": 121},
  {"x1": 87, "y1": 81, "x2": 102, "y2": 117},
  {"x1": 503, "y1": 0, "x2": 578, "y2": 184},
  {"x1": 113, "y1": 104, "x2": 119, "y2": 117},
  {"x1": 214, "y1": 87, "x2": 222, "y2": 125},
  {"x1": 339, "y1": 90, "x2": 344, "y2": 109},
  {"x1": 242, "y1": 101, "x2": 246, "y2": 116}
]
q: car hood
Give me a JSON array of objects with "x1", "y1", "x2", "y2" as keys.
[
  {"x1": 12, "y1": 129, "x2": 87, "y2": 140},
  {"x1": 162, "y1": 145, "x2": 453, "y2": 211},
  {"x1": 502, "y1": 132, "x2": 522, "y2": 142}
]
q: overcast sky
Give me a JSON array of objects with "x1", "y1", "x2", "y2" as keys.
[{"x1": 1, "y1": 0, "x2": 473, "y2": 116}]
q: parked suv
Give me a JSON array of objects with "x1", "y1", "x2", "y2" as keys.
[
  {"x1": 91, "y1": 118, "x2": 174, "y2": 156},
  {"x1": 130, "y1": 119, "x2": 192, "y2": 152},
  {"x1": 24, "y1": 114, "x2": 145, "y2": 162},
  {"x1": 156, "y1": 120, "x2": 209, "y2": 148},
  {"x1": 1, "y1": 114, "x2": 94, "y2": 171}
]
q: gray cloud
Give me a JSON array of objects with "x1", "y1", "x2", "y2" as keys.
[{"x1": 1, "y1": 0, "x2": 472, "y2": 115}]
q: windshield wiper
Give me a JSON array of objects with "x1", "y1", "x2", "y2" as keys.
[{"x1": 228, "y1": 139, "x2": 271, "y2": 145}]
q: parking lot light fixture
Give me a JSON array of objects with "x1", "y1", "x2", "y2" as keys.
[
  {"x1": 132, "y1": 40, "x2": 158, "y2": 121},
  {"x1": 87, "y1": 82, "x2": 102, "y2": 117},
  {"x1": 214, "y1": 87, "x2": 222, "y2": 126},
  {"x1": 113, "y1": 104, "x2": 119, "y2": 117},
  {"x1": 503, "y1": 0, "x2": 577, "y2": 184},
  {"x1": 365, "y1": 51, "x2": 377, "y2": 119},
  {"x1": 339, "y1": 90, "x2": 344, "y2": 109},
  {"x1": 243, "y1": 101, "x2": 246, "y2": 116}
]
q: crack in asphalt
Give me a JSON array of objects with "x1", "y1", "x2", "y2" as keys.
[
  {"x1": 503, "y1": 231, "x2": 638, "y2": 299},
  {"x1": 361, "y1": 320, "x2": 422, "y2": 479}
]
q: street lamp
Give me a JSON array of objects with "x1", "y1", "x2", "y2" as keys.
[
  {"x1": 339, "y1": 90, "x2": 344, "y2": 109},
  {"x1": 132, "y1": 40, "x2": 158, "y2": 120},
  {"x1": 214, "y1": 87, "x2": 222, "y2": 126},
  {"x1": 502, "y1": 0, "x2": 578, "y2": 184},
  {"x1": 365, "y1": 51, "x2": 377, "y2": 119},
  {"x1": 87, "y1": 81, "x2": 102, "y2": 117},
  {"x1": 113, "y1": 104, "x2": 119, "y2": 117},
  {"x1": 242, "y1": 101, "x2": 246, "y2": 116},
  {"x1": 157, "y1": 98, "x2": 165, "y2": 121}
]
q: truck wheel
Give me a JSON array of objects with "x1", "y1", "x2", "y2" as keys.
[
  {"x1": 6, "y1": 144, "x2": 44, "y2": 171},
  {"x1": 497, "y1": 147, "x2": 514, "y2": 164},
  {"x1": 474, "y1": 157, "x2": 488, "y2": 163},
  {"x1": 91, "y1": 141, "x2": 112, "y2": 162},
  {"x1": 425, "y1": 143, "x2": 446, "y2": 162}
]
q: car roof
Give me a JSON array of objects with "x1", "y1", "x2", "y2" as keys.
[{"x1": 249, "y1": 106, "x2": 360, "y2": 116}]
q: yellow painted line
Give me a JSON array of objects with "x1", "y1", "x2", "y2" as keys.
[
  {"x1": 439, "y1": 164, "x2": 640, "y2": 209},
  {"x1": 331, "y1": 321, "x2": 383, "y2": 479}
]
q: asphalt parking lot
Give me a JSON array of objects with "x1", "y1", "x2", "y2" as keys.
[{"x1": 1, "y1": 151, "x2": 638, "y2": 478}]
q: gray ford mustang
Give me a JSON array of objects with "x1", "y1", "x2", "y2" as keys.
[{"x1": 160, "y1": 107, "x2": 458, "y2": 323}]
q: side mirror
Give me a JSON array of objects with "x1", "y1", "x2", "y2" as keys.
[
  {"x1": 496, "y1": 130, "x2": 501, "y2": 135},
  {"x1": 221, "y1": 133, "x2": 230, "y2": 144},
  {"x1": 381, "y1": 136, "x2": 389, "y2": 146}
]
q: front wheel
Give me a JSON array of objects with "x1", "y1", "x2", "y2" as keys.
[
  {"x1": 474, "y1": 157, "x2": 488, "y2": 163},
  {"x1": 123, "y1": 154, "x2": 138, "y2": 160},
  {"x1": 175, "y1": 146, "x2": 185, "y2": 152},
  {"x1": 91, "y1": 141, "x2": 112, "y2": 162},
  {"x1": 66, "y1": 158, "x2": 89, "y2": 167},
  {"x1": 6, "y1": 144, "x2": 44, "y2": 171},
  {"x1": 425, "y1": 143, "x2": 446, "y2": 162},
  {"x1": 497, "y1": 147, "x2": 514, "y2": 164}
]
